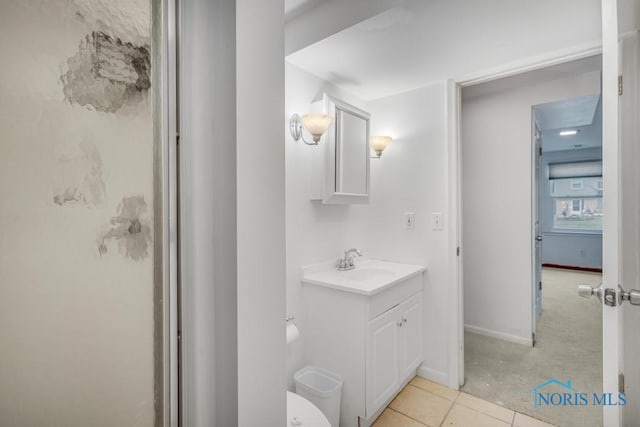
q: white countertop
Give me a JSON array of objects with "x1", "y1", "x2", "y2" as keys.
[{"x1": 301, "y1": 259, "x2": 425, "y2": 296}]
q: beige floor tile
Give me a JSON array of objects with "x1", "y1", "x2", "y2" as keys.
[
  {"x1": 442, "y1": 404, "x2": 511, "y2": 427},
  {"x1": 372, "y1": 408, "x2": 426, "y2": 427},
  {"x1": 513, "y1": 412, "x2": 556, "y2": 427},
  {"x1": 389, "y1": 385, "x2": 453, "y2": 427},
  {"x1": 410, "y1": 376, "x2": 460, "y2": 401},
  {"x1": 455, "y1": 392, "x2": 514, "y2": 423}
]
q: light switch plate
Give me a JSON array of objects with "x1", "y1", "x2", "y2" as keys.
[
  {"x1": 431, "y1": 212, "x2": 443, "y2": 230},
  {"x1": 404, "y1": 212, "x2": 416, "y2": 230}
]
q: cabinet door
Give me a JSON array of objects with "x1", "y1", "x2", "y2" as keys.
[
  {"x1": 366, "y1": 305, "x2": 400, "y2": 416},
  {"x1": 399, "y1": 292, "x2": 423, "y2": 382}
]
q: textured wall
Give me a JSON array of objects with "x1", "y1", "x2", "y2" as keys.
[{"x1": 0, "y1": 1, "x2": 155, "y2": 425}]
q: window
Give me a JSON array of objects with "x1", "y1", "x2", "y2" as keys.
[{"x1": 549, "y1": 161, "x2": 603, "y2": 232}]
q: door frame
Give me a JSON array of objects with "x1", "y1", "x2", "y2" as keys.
[
  {"x1": 600, "y1": 0, "x2": 622, "y2": 425},
  {"x1": 446, "y1": 41, "x2": 603, "y2": 390},
  {"x1": 532, "y1": 116, "x2": 542, "y2": 343}
]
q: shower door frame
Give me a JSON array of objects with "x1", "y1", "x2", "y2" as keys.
[{"x1": 157, "y1": 0, "x2": 179, "y2": 425}]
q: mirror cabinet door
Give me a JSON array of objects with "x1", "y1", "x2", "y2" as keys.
[
  {"x1": 320, "y1": 94, "x2": 370, "y2": 204},
  {"x1": 336, "y1": 108, "x2": 369, "y2": 195}
]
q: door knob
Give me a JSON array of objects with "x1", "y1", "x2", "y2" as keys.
[
  {"x1": 578, "y1": 283, "x2": 619, "y2": 307},
  {"x1": 619, "y1": 286, "x2": 640, "y2": 306},
  {"x1": 579, "y1": 284, "x2": 640, "y2": 307},
  {"x1": 535, "y1": 235, "x2": 543, "y2": 242},
  {"x1": 578, "y1": 283, "x2": 604, "y2": 303},
  {"x1": 578, "y1": 283, "x2": 598, "y2": 298}
]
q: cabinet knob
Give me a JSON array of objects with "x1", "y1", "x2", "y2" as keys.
[
  {"x1": 403, "y1": 317, "x2": 408, "y2": 323},
  {"x1": 397, "y1": 321, "x2": 403, "y2": 327}
]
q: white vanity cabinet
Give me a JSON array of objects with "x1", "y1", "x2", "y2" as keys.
[
  {"x1": 366, "y1": 292, "x2": 423, "y2": 414},
  {"x1": 302, "y1": 261, "x2": 425, "y2": 427}
]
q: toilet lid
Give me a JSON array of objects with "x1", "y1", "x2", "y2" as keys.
[{"x1": 286, "y1": 391, "x2": 331, "y2": 427}]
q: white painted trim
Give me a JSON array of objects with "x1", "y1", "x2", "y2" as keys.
[
  {"x1": 445, "y1": 79, "x2": 463, "y2": 391},
  {"x1": 417, "y1": 366, "x2": 449, "y2": 387},
  {"x1": 448, "y1": 42, "x2": 605, "y2": 394},
  {"x1": 457, "y1": 41, "x2": 602, "y2": 87},
  {"x1": 160, "y1": 0, "x2": 178, "y2": 425},
  {"x1": 176, "y1": 0, "x2": 191, "y2": 422},
  {"x1": 530, "y1": 110, "x2": 538, "y2": 344},
  {"x1": 464, "y1": 324, "x2": 533, "y2": 347},
  {"x1": 601, "y1": 0, "x2": 622, "y2": 426}
]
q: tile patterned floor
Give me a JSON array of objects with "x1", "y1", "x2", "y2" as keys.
[{"x1": 372, "y1": 377, "x2": 556, "y2": 427}]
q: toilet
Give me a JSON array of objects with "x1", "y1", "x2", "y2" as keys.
[{"x1": 287, "y1": 391, "x2": 331, "y2": 427}]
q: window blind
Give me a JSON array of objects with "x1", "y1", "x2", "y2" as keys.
[{"x1": 548, "y1": 161, "x2": 602, "y2": 179}]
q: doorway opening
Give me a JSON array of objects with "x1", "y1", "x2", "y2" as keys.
[{"x1": 459, "y1": 56, "x2": 603, "y2": 427}]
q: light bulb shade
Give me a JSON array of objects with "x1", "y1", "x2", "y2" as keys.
[
  {"x1": 301, "y1": 113, "x2": 333, "y2": 142},
  {"x1": 370, "y1": 135, "x2": 392, "y2": 157}
]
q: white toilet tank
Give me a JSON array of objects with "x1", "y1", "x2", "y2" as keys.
[{"x1": 287, "y1": 391, "x2": 331, "y2": 427}]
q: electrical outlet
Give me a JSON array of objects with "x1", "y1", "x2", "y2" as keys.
[
  {"x1": 404, "y1": 212, "x2": 416, "y2": 230},
  {"x1": 431, "y1": 212, "x2": 443, "y2": 231}
]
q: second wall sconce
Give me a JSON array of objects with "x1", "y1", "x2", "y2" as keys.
[
  {"x1": 370, "y1": 135, "x2": 392, "y2": 158},
  {"x1": 289, "y1": 113, "x2": 333, "y2": 145}
]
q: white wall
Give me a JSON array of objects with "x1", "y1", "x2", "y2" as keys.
[
  {"x1": 285, "y1": 63, "x2": 370, "y2": 387},
  {"x1": 179, "y1": 0, "x2": 238, "y2": 425},
  {"x1": 619, "y1": 0, "x2": 640, "y2": 34},
  {"x1": 461, "y1": 70, "x2": 601, "y2": 344},
  {"x1": 541, "y1": 234, "x2": 603, "y2": 268},
  {"x1": 237, "y1": 1, "x2": 286, "y2": 426},
  {"x1": 366, "y1": 84, "x2": 450, "y2": 383},
  {"x1": 285, "y1": 66, "x2": 453, "y2": 387}
]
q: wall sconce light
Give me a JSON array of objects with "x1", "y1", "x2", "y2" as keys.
[
  {"x1": 289, "y1": 113, "x2": 333, "y2": 145},
  {"x1": 370, "y1": 135, "x2": 392, "y2": 158}
]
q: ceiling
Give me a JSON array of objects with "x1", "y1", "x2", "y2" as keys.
[
  {"x1": 535, "y1": 95, "x2": 599, "y2": 131},
  {"x1": 285, "y1": 0, "x2": 327, "y2": 21},
  {"x1": 535, "y1": 95, "x2": 602, "y2": 153},
  {"x1": 286, "y1": 0, "x2": 601, "y2": 100}
]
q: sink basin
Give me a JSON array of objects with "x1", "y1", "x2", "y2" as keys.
[
  {"x1": 302, "y1": 259, "x2": 425, "y2": 296},
  {"x1": 340, "y1": 268, "x2": 396, "y2": 282}
]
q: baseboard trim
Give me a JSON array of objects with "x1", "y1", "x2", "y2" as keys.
[
  {"x1": 542, "y1": 263, "x2": 602, "y2": 273},
  {"x1": 417, "y1": 366, "x2": 448, "y2": 386},
  {"x1": 464, "y1": 324, "x2": 533, "y2": 347}
]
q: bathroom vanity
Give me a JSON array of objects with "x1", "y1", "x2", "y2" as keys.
[{"x1": 302, "y1": 260, "x2": 425, "y2": 427}]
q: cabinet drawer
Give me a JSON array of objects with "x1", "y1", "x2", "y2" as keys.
[{"x1": 368, "y1": 273, "x2": 423, "y2": 320}]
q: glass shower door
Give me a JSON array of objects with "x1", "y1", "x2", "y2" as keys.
[{"x1": 0, "y1": 1, "x2": 170, "y2": 425}]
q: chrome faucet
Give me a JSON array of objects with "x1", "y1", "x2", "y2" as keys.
[{"x1": 337, "y1": 248, "x2": 363, "y2": 271}]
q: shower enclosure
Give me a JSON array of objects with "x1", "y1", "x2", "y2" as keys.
[{"x1": 0, "y1": 0, "x2": 176, "y2": 425}]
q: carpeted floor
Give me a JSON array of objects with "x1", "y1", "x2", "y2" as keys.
[{"x1": 462, "y1": 268, "x2": 603, "y2": 427}]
